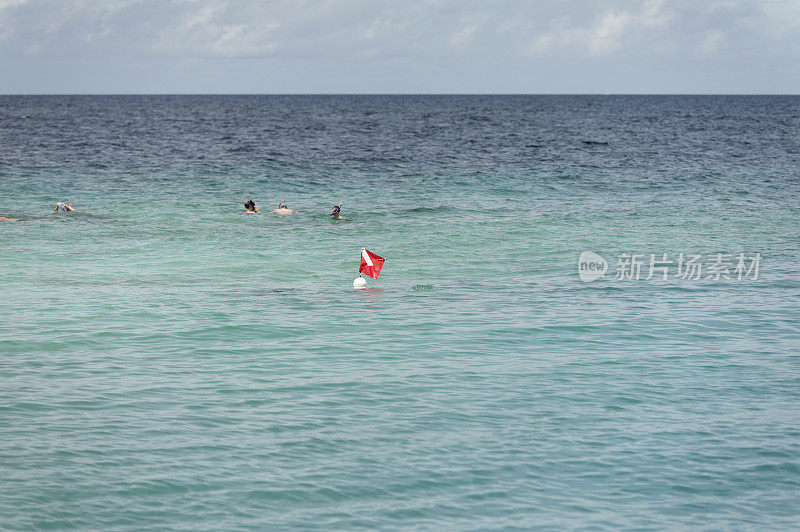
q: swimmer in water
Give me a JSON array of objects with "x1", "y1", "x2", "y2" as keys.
[
  {"x1": 272, "y1": 200, "x2": 294, "y2": 215},
  {"x1": 54, "y1": 202, "x2": 74, "y2": 212},
  {"x1": 330, "y1": 202, "x2": 345, "y2": 220},
  {"x1": 239, "y1": 197, "x2": 260, "y2": 214},
  {"x1": 0, "y1": 217, "x2": 21, "y2": 222}
]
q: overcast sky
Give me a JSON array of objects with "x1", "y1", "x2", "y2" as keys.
[{"x1": 0, "y1": 0, "x2": 798, "y2": 94}]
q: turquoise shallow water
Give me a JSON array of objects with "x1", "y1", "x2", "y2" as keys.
[{"x1": 1, "y1": 95, "x2": 799, "y2": 529}]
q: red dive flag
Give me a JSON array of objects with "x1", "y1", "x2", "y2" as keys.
[{"x1": 359, "y1": 247, "x2": 386, "y2": 280}]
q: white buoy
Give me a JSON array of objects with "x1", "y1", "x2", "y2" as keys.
[{"x1": 353, "y1": 277, "x2": 367, "y2": 289}]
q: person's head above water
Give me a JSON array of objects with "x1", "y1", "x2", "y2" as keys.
[
  {"x1": 330, "y1": 205, "x2": 341, "y2": 216},
  {"x1": 272, "y1": 201, "x2": 294, "y2": 214},
  {"x1": 241, "y1": 196, "x2": 260, "y2": 214}
]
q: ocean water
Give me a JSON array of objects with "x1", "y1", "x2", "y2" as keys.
[{"x1": 1, "y1": 95, "x2": 799, "y2": 530}]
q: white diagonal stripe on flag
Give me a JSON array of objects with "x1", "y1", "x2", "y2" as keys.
[{"x1": 362, "y1": 248, "x2": 373, "y2": 267}]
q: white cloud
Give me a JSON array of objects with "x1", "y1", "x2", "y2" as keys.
[
  {"x1": 0, "y1": 0, "x2": 26, "y2": 43},
  {"x1": 702, "y1": 29, "x2": 725, "y2": 54},
  {"x1": 0, "y1": 0, "x2": 798, "y2": 93},
  {"x1": 587, "y1": 10, "x2": 632, "y2": 55},
  {"x1": 0, "y1": 0, "x2": 28, "y2": 10},
  {"x1": 527, "y1": 0, "x2": 671, "y2": 56},
  {"x1": 361, "y1": 14, "x2": 410, "y2": 43},
  {"x1": 156, "y1": 3, "x2": 280, "y2": 58},
  {"x1": 448, "y1": 23, "x2": 478, "y2": 47}
]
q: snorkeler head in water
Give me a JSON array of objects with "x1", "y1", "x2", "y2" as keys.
[
  {"x1": 272, "y1": 200, "x2": 294, "y2": 214},
  {"x1": 54, "y1": 202, "x2": 74, "y2": 212},
  {"x1": 241, "y1": 197, "x2": 260, "y2": 214},
  {"x1": 330, "y1": 202, "x2": 344, "y2": 219}
]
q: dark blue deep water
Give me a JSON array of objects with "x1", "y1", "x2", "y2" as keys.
[{"x1": 1, "y1": 95, "x2": 799, "y2": 530}]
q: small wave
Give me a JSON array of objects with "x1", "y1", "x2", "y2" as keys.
[
  {"x1": 228, "y1": 145, "x2": 255, "y2": 153},
  {"x1": 410, "y1": 284, "x2": 436, "y2": 291},
  {"x1": 399, "y1": 206, "x2": 451, "y2": 214}
]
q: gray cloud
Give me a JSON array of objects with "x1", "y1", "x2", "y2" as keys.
[{"x1": 0, "y1": 0, "x2": 798, "y2": 93}]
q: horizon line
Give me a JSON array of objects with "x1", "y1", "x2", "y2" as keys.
[{"x1": 1, "y1": 92, "x2": 799, "y2": 97}]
